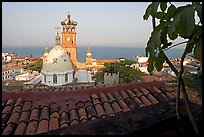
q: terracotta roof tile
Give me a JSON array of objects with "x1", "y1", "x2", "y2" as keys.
[
  {"x1": 60, "y1": 123, "x2": 69, "y2": 128},
  {"x1": 70, "y1": 119, "x2": 79, "y2": 126},
  {"x1": 140, "y1": 96, "x2": 152, "y2": 106},
  {"x1": 50, "y1": 112, "x2": 60, "y2": 119},
  {"x1": 6, "y1": 99, "x2": 15, "y2": 106},
  {"x1": 147, "y1": 94, "x2": 159, "y2": 104},
  {"x1": 69, "y1": 109, "x2": 79, "y2": 125},
  {"x1": 124, "y1": 98, "x2": 137, "y2": 110},
  {"x1": 24, "y1": 120, "x2": 38, "y2": 135},
  {"x1": 2, "y1": 113, "x2": 10, "y2": 127},
  {"x1": 29, "y1": 108, "x2": 40, "y2": 122},
  {"x1": 153, "y1": 87, "x2": 168, "y2": 99},
  {"x1": 19, "y1": 111, "x2": 31, "y2": 123},
  {"x1": 86, "y1": 105, "x2": 97, "y2": 119},
  {"x1": 160, "y1": 87, "x2": 176, "y2": 99},
  {"x1": 147, "y1": 88, "x2": 167, "y2": 103},
  {"x1": 2, "y1": 105, "x2": 13, "y2": 115},
  {"x1": 126, "y1": 90, "x2": 136, "y2": 99},
  {"x1": 36, "y1": 119, "x2": 49, "y2": 134},
  {"x1": 140, "y1": 88, "x2": 150, "y2": 96},
  {"x1": 2, "y1": 123, "x2": 15, "y2": 135},
  {"x1": 120, "y1": 90, "x2": 129, "y2": 100},
  {"x1": 111, "y1": 101, "x2": 123, "y2": 114},
  {"x1": 60, "y1": 112, "x2": 69, "y2": 126},
  {"x1": 12, "y1": 105, "x2": 22, "y2": 113},
  {"x1": 94, "y1": 104, "x2": 106, "y2": 117},
  {"x1": 50, "y1": 103, "x2": 59, "y2": 114},
  {"x1": 91, "y1": 94, "x2": 101, "y2": 105},
  {"x1": 84, "y1": 101, "x2": 92, "y2": 108},
  {"x1": 13, "y1": 121, "x2": 27, "y2": 135},
  {"x1": 112, "y1": 92, "x2": 123, "y2": 101},
  {"x1": 133, "y1": 89, "x2": 143, "y2": 98},
  {"x1": 165, "y1": 92, "x2": 176, "y2": 99},
  {"x1": 7, "y1": 112, "x2": 20, "y2": 124},
  {"x1": 40, "y1": 106, "x2": 49, "y2": 120},
  {"x1": 102, "y1": 102, "x2": 115, "y2": 116},
  {"x1": 100, "y1": 93, "x2": 109, "y2": 103},
  {"x1": 59, "y1": 101, "x2": 68, "y2": 113},
  {"x1": 132, "y1": 96, "x2": 144, "y2": 107},
  {"x1": 78, "y1": 107, "x2": 88, "y2": 121},
  {"x1": 14, "y1": 98, "x2": 23, "y2": 107},
  {"x1": 117, "y1": 100, "x2": 130, "y2": 112},
  {"x1": 22, "y1": 101, "x2": 32, "y2": 112},
  {"x1": 49, "y1": 117, "x2": 59, "y2": 131}
]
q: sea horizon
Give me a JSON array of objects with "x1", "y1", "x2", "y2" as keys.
[{"x1": 2, "y1": 46, "x2": 187, "y2": 62}]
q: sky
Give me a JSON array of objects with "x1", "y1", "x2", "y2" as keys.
[{"x1": 2, "y1": 2, "x2": 191, "y2": 48}]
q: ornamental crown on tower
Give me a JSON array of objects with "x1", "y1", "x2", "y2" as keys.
[{"x1": 61, "y1": 11, "x2": 77, "y2": 26}]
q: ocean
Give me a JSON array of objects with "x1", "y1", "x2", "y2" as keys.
[{"x1": 2, "y1": 46, "x2": 186, "y2": 62}]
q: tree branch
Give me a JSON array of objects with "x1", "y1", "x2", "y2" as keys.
[
  {"x1": 178, "y1": 45, "x2": 199, "y2": 135},
  {"x1": 163, "y1": 41, "x2": 188, "y2": 51}
]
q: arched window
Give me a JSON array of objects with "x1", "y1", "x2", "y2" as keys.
[
  {"x1": 44, "y1": 75, "x2": 46, "y2": 83},
  {"x1": 65, "y1": 73, "x2": 68, "y2": 82},
  {"x1": 53, "y1": 75, "x2": 57, "y2": 84}
]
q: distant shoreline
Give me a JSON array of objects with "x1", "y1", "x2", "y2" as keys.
[{"x1": 2, "y1": 46, "x2": 188, "y2": 62}]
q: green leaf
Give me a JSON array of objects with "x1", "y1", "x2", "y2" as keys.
[
  {"x1": 186, "y1": 25, "x2": 202, "y2": 53},
  {"x1": 177, "y1": 5, "x2": 195, "y2": 38},
  {"x1": 167, "y1": 12, "x2": 181, "y2": 40},
  {"x1": 160, "y1": 2, "x2": 167, "y2": 12},
  {"x1": 143, "y1": 3, "x2": 152, "y2": 20},
  {"x1": 150, "y1": 2, "x2": 160, "y2": 15},
  {"x1": 154, "y1": 12, "x2": 166, "y2": 19},
  {"x1": 146, "y1": 29, "x2": 161, "y2": 57},
  {"x1": 160, "y1": 25, "x2": 168, "y2": 45},
  {"x1": 155, "y1": 52, "x2": 165, "y2": 71},
  {"x1": 165, "y1": 4, "x2": 176, "y2": 20},
  {"x1": 194, "y1": 37, "x2": 202, "y2": 61},
  {"x1": 195, "y1": 4, "x2": 202, "y2": 24},
  {"x1": 147, "y1": 56, "x2": 155, "y2": 73}
]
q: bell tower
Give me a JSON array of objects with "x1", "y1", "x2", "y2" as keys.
[{"x1": 61, "y1": 12, "x2": 78, "y2": 66}]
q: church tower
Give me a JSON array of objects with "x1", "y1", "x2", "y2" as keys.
[
  {"x1": 43, "y1": 42, "x2": 49, "y2": 63},
  {"x1": 61, "y1": 12, "x2": 78, "y2": 66}
]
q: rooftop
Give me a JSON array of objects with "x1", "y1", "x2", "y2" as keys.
[{"x1": 2, "y1": 81, "x2": 202, "y2": 135}]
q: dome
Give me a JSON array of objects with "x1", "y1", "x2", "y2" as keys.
[{"x1": 42, "y1": 45, "x2": 73, "y2": 73}]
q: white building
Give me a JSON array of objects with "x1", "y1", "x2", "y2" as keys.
[
  {"x1": 133, "y1": 56, "x2": 149, "y2": 74},
  {"x1": 41, "y1": 33, "x2": 74, "y2": 86},
  {"x1": 2, "y1": 65, "x2": 22, "y2": 81},
  {"x1": 2, "y1": 53, "x2": 17, "y2": 62},
  {"x1": 15, "y1": 71, "x2": 39, "y2": 81},
  {"x1": 75, "y1": 70, "x2": 94, "y2": 83}
]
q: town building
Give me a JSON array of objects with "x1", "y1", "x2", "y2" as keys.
[
  {"x1": 104, "y1": 64, "x2": 119, "y2": 86},
  {"x1": 2, "y1": 65, "x2": 22, "y2": 81}
]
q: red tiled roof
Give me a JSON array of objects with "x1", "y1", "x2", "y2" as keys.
[
  {"x1": 2, "y1": 81, "x2": 177, "y2": 135},
  {"x1": 2, "y1": 65, "x2": 22, "y2": 71},
  {"x1": 96, "y1": 59, "x2": 117, "y2": 64}
]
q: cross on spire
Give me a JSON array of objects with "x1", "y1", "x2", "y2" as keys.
[{"x1": 55, "y1": 26, "x2": 60, "y2": 33}]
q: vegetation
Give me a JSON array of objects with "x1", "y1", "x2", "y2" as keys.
[
  {"x1": 95, "y1": 59, "x2": 145, "y2": 84},
  {"x1": 28, "y1": 59, "x2": 43, "y2": 72},
  {"x1": 143, "y1": 2, "x2": 202, "y2": 135},
  {"x1": 183, "y1": 70, "x2": 202, "y2": 97},
  {"x1": 29, "y1": 54, "x2": 33, "y2": 58}
]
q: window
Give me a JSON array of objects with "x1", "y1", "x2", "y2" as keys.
[
  {"x1": 53, "y1": 75, "x2": 57, "y2": 84},
  {"x1": 53, "y1": 58, "x2": 58, "y2": 64},
  {"x1": 44, "y1": 75, "x2": 46, "y2": 83},
  {"x1": 65, "y1": 73, "x2": 68, "y2": 82}
]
